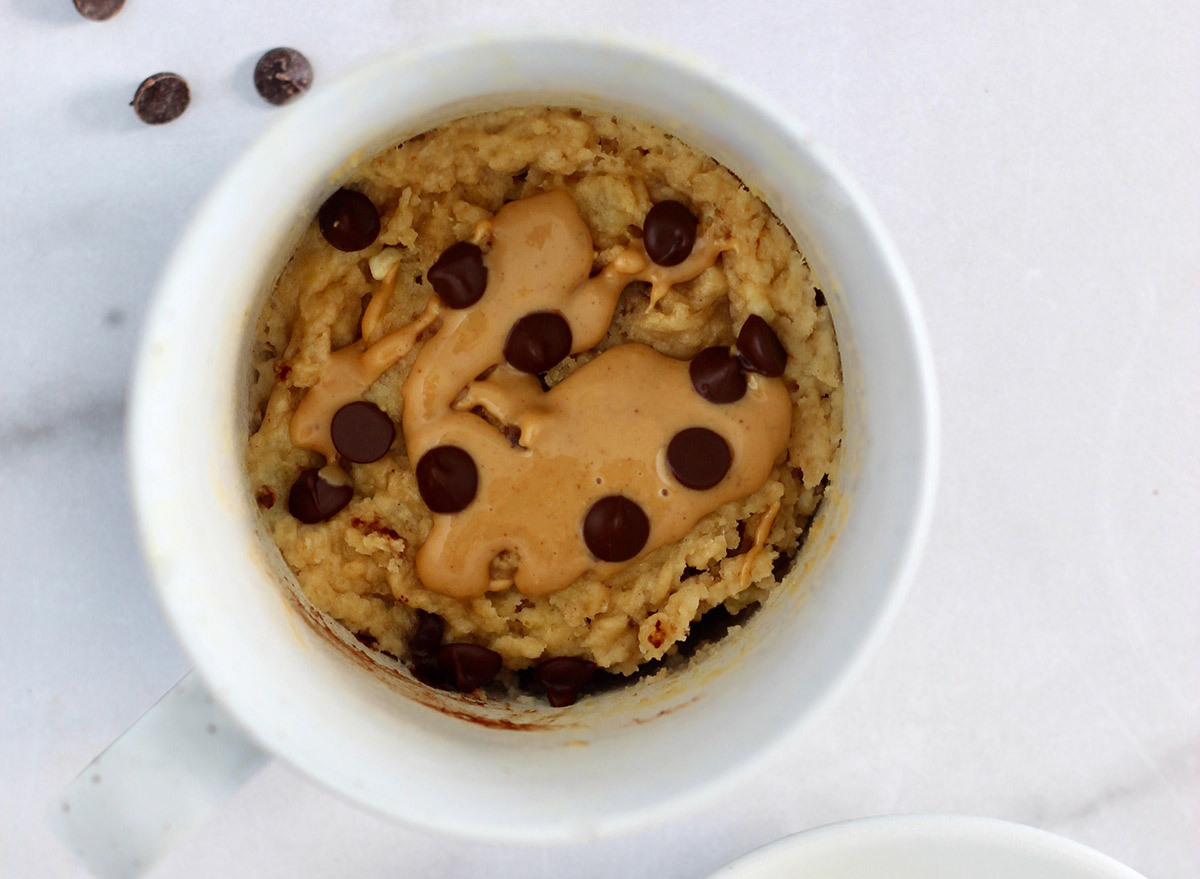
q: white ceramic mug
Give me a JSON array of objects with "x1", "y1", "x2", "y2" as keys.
[{"x1": 55, "y1": 33, "x2": 937, "y2": 878}]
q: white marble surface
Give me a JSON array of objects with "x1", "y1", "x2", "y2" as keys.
[{"x1": 2, "y1": 1, "x2": 1198, "y2": 877}]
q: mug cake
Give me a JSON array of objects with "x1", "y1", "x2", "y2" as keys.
[{"x1": 245, "y1": 107, "x2": 842, "y2": 706}]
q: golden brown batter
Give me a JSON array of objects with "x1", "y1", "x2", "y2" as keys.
[{"x1": 246, "y1": 108, "x2": 842, "y2": 677}]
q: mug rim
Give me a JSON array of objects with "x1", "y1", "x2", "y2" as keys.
[{"x1": 128, "y1": 30, "x2": 938, "y2": 840}]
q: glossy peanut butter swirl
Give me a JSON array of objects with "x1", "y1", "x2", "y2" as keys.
[
  {"x1": 289, "y1": 269, "x2": 438, "y2": 479},
  {"x1": 290, "y1": 190, "x2": 792, "y2": 596},
  {"x1": 398, "y1": 190, "x2": 793, "y2": 597}
]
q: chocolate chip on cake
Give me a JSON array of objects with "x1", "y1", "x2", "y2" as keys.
[
  {"x1": 428, "y1": 241, "x2": 487, "y2": 308},
  {"x1": 287, "y1": 468, "x2": 353, "y2": 523},
  {"x1": 73, "y1": 0, "x2": 124, "y2": 21},
  {"x1": 583, "y1": 495, "x2": 649, "y2": 562},
  {"x1": 411, "y1": 659, "x2": 453, "y2": 690},
  {"x1": 415, "y1": 445, "x2": 478, "y2": 513},
  {"x1": 736, "y1": 315, "x2": 788, "y2": 377},
  {"x1": 437, "y1": 643, "x2": 502, "y2": 692},
  {"x1": 643, "y1": 200, "x2": 697, "y2": 267},
  {"x1": 253, "y1": 47, "x2": 313, "y2": 106},
  {"x1": 409, "y1": 610, "x2": 445, "y2": 656},
  {"x1": 132, "y1": 73, "x2": 190, "y2": 125},
  {"x1": 330, "y1": 401, "x2": 394, "y2": 463},
  {"x1": 318, "y1": 188, "x2": 380, "y2": 252},
  {"x1": 667, "y1": 427, "x2": 732, "y2": 490},
  {"x1": 689, "y1": 346, "x2": 747, "y2": 404},
  {"x1": 504, "y1": 311, "x2": 572, "y2": 374},
  {"x1": 532, "y1": 656, "x2": 596, "y2": 707}
]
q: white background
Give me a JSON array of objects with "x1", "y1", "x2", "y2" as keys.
[{"x1": 2, "y1": 1, "x2": 1197, "y2": 877}]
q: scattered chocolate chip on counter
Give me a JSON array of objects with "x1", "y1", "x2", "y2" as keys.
[
  {"x1": 253, "y1": 47, "x2": 313, "y2": 105},
  {"x1": 72, "y1": 0, "x2": 125, "y2": 20},
  {"x1": 131, "y1": 72, "x2": 190, "y2": 125}
]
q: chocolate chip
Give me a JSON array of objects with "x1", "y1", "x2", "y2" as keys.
[
  {"x1": 287, "y1": 468, "x2": 353, "y2": 523},
  {"x1": 415, "y1": 445, "x2": 478, "y2": 513},
  {"x1": 736, "y1": 315, "x2": 788, "y2": 377},
  {"x1": 131, "y1": 73, "x2": 190, "y2": 125},
  {"x1": 409, "y1": 610, "x2": 445, "y2": 655},
  {"x1": 318, "y1": 189, "x2": 380, "y2": 252},
  {"x1": 533, "y1": 657, "x2": 597, "y2": 707},
  {"x1": 814, "y1": 287, "x2": 827, "y2": 307},
  {"x1": 504, "y1": 312, "x2": 572, "y2": 374},
  {"x1": 689, "y1": 346, "x2": 746, "y2": 404},
  {"x1": 437, "y1": 643, "x2": 502, "y2": 692},
  {"x1": 643, "y1": 200, "x2": 697, "y2": 267},
  {"x1": 253, "y1": 47, "x2": 313, "y2": 106},
  {"x1": 330, "y1": 400, "x2": 394, "y2": 463},
  {"x1": 667, "y1": 427, "x2": 732, "y2": 490},
  {"x1": 583, "y1": 495, "x2": 650, "y2": 562},
  {"x1": 254, "y1": 486, "x2": 276, "y2": 509},
  {"x1": 428, "y1": 242, "x2": 487, "y2": 308},
  {"x1": 411, "y1": 659, "x2": 453, "y2": 690},
  {"x1": 73, "y1": 0, "x2": 124, "y2": 20}
]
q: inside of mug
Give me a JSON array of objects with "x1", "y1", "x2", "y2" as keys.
[{"x1": 239, "y1": 91, "x2": 855, "y2": 732}]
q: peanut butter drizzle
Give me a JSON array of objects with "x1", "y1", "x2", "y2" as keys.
[
  {"x1": 289, "y1": 267, "x2": 438, "y2": 468},
  {"x1": 288, "y1": 189, "x2": 792, "y2": 597},
  {"x1": 739, "y1": 499, "x2": 781, "y2": 588},
  {"x1": 397, "y1": 189, "x2": 792, "y2": 598}
]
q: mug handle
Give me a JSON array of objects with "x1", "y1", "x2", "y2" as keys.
[{"x1": 51, "y1": 670, "x2": 268, "y2": 878}]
